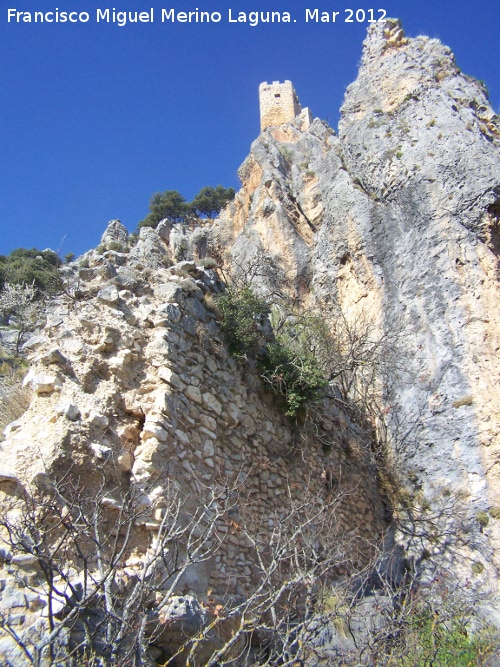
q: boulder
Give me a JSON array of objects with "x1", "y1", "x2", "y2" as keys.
[{"x1": 100, "y1": 219, "x2": 129, "y2": 245}]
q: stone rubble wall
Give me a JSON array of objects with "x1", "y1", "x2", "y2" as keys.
[{"x1": 0, "y1": 233, "x2": 386, "y2": 656}]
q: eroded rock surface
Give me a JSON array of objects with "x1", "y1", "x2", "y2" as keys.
[
  {"x1": 214, "y1": 18, "x2": 500, "y2": 616},
  {"x1": 0, "y1": 229, "x2": 384, "y2": 663}
]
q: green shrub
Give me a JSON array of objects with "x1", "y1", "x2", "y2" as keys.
[
  {"x1": 472, "y1": 561, "x2": 485, "y2": 576},
  {"x1": 278, "y1": 145, "x2": 293, "y2": 161},
  {"x1": 216, "y1": 286, "x2": 269, "y2": 356},
  {"x1": 137, "y1": 186, "x2": 236, "y2": 230},
  {"x1": 216, "y1": 286, "x2": 329, "y2": 417},
  {"x1": 138, "y1": 190, "x2": 189, "y2": 229},
  {"x1": 403, "y1": 91, "x2": 419, "y2": 103},
  {"x1": 489, "y1": 506, "x2": 500, "y2": 520},
  {"x1": 398, "y1": 607, "x2": 495, "y2": 667},
  {"x1": 260, "y1": 341, "x2": 327, "y2": 418},
  {"x1": 0, "y1": 248, "x2": 62, "y2": 293},
  {"x1": 198, "y1": 258, "x2": 218, "y2": 270},
  {"x1": 106, "y1": 241, "x2": 128, "y2": 254},
  {"x1": 191, "y1": 186, "x2": 235, "y2": 218},
  {"x1": 476, "y1": 510, "x2": 489, "y2": 528},
  {"x1": 96, "y1": 241, "x2": 128, "y2": 255}
]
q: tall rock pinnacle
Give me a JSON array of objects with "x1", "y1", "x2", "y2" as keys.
[{"x1": 217, "y1": 18, "x2": 500, "y2": 614}]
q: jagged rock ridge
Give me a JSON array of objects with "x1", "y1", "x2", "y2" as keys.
[{"x1": 215, "y1": 17, "x2": 500, "y2": 615}]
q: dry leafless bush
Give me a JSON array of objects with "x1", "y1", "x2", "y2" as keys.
[
  {"x1": 0, "y1": 283, "x2": 44, "y2": 355},
  {"x1": 0, "y1": 469, "x2": 498, "y2": 666},
  {"x1": 0, "y1": 472, "x2": 389, "y2": 667}
]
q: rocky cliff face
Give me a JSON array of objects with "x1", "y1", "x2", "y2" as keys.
[
  {"x1": 215, "y1": 18, "x2": 500, "y2": 614},
  {"x1": 1, "y1": 17, "x2": 500, "y2": 664},
  {"x1": 0, "y1": 222, "x2": 385, "y2": 664}
]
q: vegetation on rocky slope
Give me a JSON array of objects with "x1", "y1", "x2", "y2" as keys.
[
  {"x1": 0, "y1": 247, "x2": 61, "y2": 293},
  {"x1": 0, "y1": 229, "x2": 498, "y2": 665},
  {"x1": 138, "y1": 185, "x2": 236, "y2": 229}
]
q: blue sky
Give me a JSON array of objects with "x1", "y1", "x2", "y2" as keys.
[{"x1": 1, "y1": 0, "x2": 498, "y2": 257}]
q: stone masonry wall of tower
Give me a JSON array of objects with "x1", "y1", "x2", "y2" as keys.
[{"x1": 259, "y1": 80, "x2": 302, "y2": 130}]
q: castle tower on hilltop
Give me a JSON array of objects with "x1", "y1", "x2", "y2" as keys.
[{"x1": 259, "y1": 80, "x2": 312, "y2": 131}]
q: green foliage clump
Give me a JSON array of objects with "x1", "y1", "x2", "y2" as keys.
[
  {"x1": 198, "y1": 258, "x2": 218, "y2": 270},
  {"x1": 106, "y1": 241, "x2": 128, "y2": 254},
  {"x1": 476, "y1": 510, "x2": 489, "y2": 528},
  {"x1": 97, "y1": 241, "x2": 129, "y2": 255},
  {"x1": 215, "y1": 286, "x2": 328, "y2": 418},
  {"x1": 278, "y1": 145, "x2": 293, "y2": 161},
  {"x1": 260, "y1": 341, "x2": 327, "y2": 418},
  {"x1": 0, "y1": 248, "x2": 62, "y2": 293},
  {"x1": 138, "y1": 186, "x2": 236, "y2": 230},
  {"x1": 261, "y1": 312, "x2": 331, "y2": 417},
  {"x1": 191, "y1": 186, "x2": 235, "y2": 218},
  {"x1": 403, "y1": 91, "x2": 419, "y2": 104},
  {"x1": 216, "y1": 286, "x2": 269, "y2": 356},
  {"x1": 489, "y1": 506, "x2": 500, "y2": 520},
  {"x1": 138, "y1": 190, "x2": 190, "y2": 229},
  {"x1": 471, "y1": 561, "x2": 485, "y2": 576},
  {"x1": 398, "y1": 607, "x2": 494, "y2": 667}
]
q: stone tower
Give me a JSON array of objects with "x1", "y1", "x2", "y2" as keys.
[{"x1": 259, "y1": 80, "x2": 312, "y2": 131}]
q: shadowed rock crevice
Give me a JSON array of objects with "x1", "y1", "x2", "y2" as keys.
[{"x1": 486, "y1": 197, "x2": 500, "y2": 260}]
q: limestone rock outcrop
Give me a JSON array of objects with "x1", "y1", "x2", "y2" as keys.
[{"x1": 214, "y1": 18, "x2": 500, "y2": 616}]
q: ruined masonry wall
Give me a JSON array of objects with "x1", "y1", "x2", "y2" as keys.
[
  {"x1": 132, "y1": 281, "x2": 386, "y2": 594},
  {"x1": 0, "y1": 261, "x2": 386, "y2": 608}
]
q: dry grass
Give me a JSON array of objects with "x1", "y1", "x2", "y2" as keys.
[
  {"x1": 452, "y1": 394, "x2": 474, "y2": 408},
  {"x1": 202, "y1": 292, "x2": 220, "y2": 315}
]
